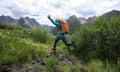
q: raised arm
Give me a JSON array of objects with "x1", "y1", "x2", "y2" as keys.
[
  {"x1": 47, "y1": 15, "x2": 57, "y2": 25},
  {"x1": 47, "y1": 15, "x2": 61, "y2": 29},
  {"x1": 48, "y1": 18, "x2": 57, "y2": 25}
]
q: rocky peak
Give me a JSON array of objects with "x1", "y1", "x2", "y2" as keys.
[
  {"x1": 0, "y1": 15, "x2": 41, "y2": 28},
  {"x1": 17, "y1": 17, "x2": 41, "y2": 28},
  {"x1": 67, "y1": 15, "x2": 81, "y2": 34},
  {"x1": 86, "y1": 16, "x2": 97, "y2": 24},
  {"x1": 0, "y1": 15, "x2": 17, "y2": 24},
  {"x1": 79, "y1": 17, "x2": 86, "y2": 24},
  {"x1": 102, "y1": 10, "x2": 120, "y2": 18},
  {"x1": 68, "y1": 15, "x2": 81, "y2": 24}
]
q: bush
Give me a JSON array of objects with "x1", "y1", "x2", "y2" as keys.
[
  {"x1": 0, "y1": 36, "x2": 46, "y2": 65},
  {"x1": 72, "y1": 16, "x2": 120, "y2": 62},
  {"x1": 27, "y1": 28, "x2": 50, "y2": 43},
  {"x1": 0, "y1": 22, "x2": 22, "y2": 30},
  {"x1": 0, "y1": 28, "x2": 48, "y2": 65},
  {"x1": 44, "y1": 57, "x2": 58, "y2": 71},
  {"x1": 0, "y1": 22, "x2": 50, "y2": 44},
  {"x1": 86, "y1": 59, "x2": 119, "y2": 72}
]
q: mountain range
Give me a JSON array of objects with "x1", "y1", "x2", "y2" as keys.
[
  {"x1": 0, "y1": 10, "x2": 120, "y2": 30},
  {"x1": 102, "y1": 10, "x2": 120, "y2": 18},
  {"x1": 0, "y1": 15, "x2": 53, "y2": 30},
  {"x1": 62, "y1": 10, "x2": 120, "y2": 34},
  {"x1": 70, "y1": 10, "x2": 120, "y2": 25}
]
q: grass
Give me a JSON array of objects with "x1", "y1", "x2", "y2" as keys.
[
  {"x1": 63, "y1": 66, "x2": 71, "y2": 72},
  {"x1": 0, "y1": 22, "x2": 119, "y2": 72},
  {"x1": 44, "y1": 56, "x2": 58, "y2": 71},
  {"x1": 0, "y1": 26, "x2": 50, "y2": 65},
  {"x1": 0, "y1": 36, "x2": 48, "y2": 65},
  {"x1": 86, "y1": 59, "x2": 119, "y2": 72},
  {"x1": 74, "y1": 64, "x2": 81, "y2": 72}
]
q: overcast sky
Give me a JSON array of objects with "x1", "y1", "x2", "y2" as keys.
[{"x1": 0, "y1": 0, "x2": 120, "y2": 26}]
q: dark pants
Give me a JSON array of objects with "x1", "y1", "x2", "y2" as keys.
[{"x1": 53, "y1": 35, "x2": 72, "y2": 49}]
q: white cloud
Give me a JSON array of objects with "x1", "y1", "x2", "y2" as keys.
[
  {"x1": 93, "y1": 0, "x2": 120, "y2": 16},
  {"x1": 0, "y1": 0, "x2": 120, "y2": 26}
]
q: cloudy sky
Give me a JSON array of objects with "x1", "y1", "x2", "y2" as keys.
[{"x1": 0, "y1": 0, "x2": 120, "y2": 26}]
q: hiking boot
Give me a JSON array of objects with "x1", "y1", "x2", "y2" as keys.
[{"x1": 72, "y1": 41, "x2": 77, "y2": 48}]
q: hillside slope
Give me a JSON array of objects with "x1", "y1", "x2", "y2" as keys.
[{"x1": 0, "y1": 22, "x2": 86, "y2": 72}]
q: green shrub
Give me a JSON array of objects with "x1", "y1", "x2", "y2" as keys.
[
  {"x1": 74, "y1": 64, "x2": 80, "y2": 72},
  {"x1": 0, "y1": 35, "x2": 46, "y2": 65},
  {"x1": 63, "y1": 66, "x2": 71, "y2": 72},
  {"x1": 72, "y1": 16, "x2": 120, "y2": 62},
  {"x1": 44, "y1": 57, "x2": 58, "y2": 71},
  {"x1": 0, "y1": 22, "x2": 22, "y2": 30},
  {"x1": 86, "y1": 59, "x2": 119, "y2": 72},
  {"x1": 51, "y1": 27, "x2": 58, "y2": 36},
  {"x1": 0, "y1": 21, "x2": 53, "y2": 65},
  {"x1": 27, "y1": 28, "x2": 50, "y2": 43},
  {"x1": 0, "y1": 22, "x2": 50, "y2": 44}
]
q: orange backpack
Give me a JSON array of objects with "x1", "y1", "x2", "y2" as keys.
[{"x1": 57, "y1": 20, "x2": 69, "y2": 34}]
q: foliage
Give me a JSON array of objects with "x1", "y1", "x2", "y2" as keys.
[
  {"x1": 0, "y1": 21, "x2": 51, "y2": 43},
  {"x1": 0, "y1": 22, "x2": 51, "y2": 65},
  {"x1": 68, "y1": 21, "x2": 81, "y2": 35},
  {"x1": 0, "y1": 22, "x2": 22, "y2": 30},
  {"x1": 51, "y1": 27, "x2": 58, "y2": 36},
  {"x1": 0, "y1": 16, "x2": 120, "y2": 72},
  {"x1": 72, "y1": 16, "x2": 120, "y2": 62},
  {"x1": 74, "y1": 64, "x2": 80, "y2": 72},
  {"x1": 0, "y1": 34, "x2": 47, "y2": 65},
  {"x1": 63, "y1": 66, "x2": 71, "y2": 72},
  {"x1": 27, "y1": 28, "x2": 50, "y2": 43},
  {"x1": 44, "y1": 57, "x2": 58, "y2": 71},
  {"x1": 1, "y1": 39, "x2": 30, "y2": 64},
  {"x1": 86, "y1": 59, "x2": 119, "y2": 72}
]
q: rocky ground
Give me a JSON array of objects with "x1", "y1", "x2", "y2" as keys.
[{"x1": 0, "y1": 52, "x2": 87, "y2": 72}]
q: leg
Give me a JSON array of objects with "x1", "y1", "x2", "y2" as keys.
[
  {"x1": 62, "y1": 35, "x2": 72, "y2": 46},
  {"x1": 52, "y1": 37, "x2": 61, "y2": 55},
  {"x1": 53, "y1": 37, "x2": 61, "y2": 50}
]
